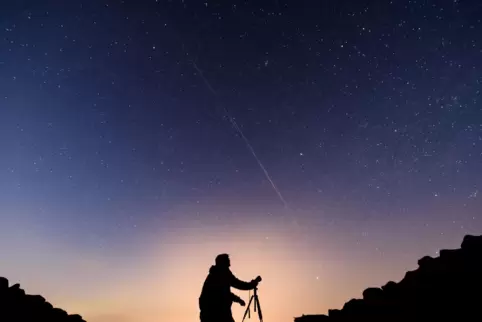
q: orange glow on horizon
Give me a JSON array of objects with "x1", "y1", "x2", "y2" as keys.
[{"x1": 2, "y1": 210, "x2": 469, "y2": 322}]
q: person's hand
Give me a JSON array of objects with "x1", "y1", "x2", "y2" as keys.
[{"x1": 239, "y1": 299, "x2": 246, "y2": 307}]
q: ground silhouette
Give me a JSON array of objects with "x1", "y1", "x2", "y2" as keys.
[
  {"x1": 295, "y1": 234, "x2": 482, "y2": 322},
  {"x1": 0, "y1": 277, "x2": 85, "y2": 322}
]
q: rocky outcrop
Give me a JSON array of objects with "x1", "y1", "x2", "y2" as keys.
[
  {"x1": 0, "y1": 277, "x2": 85, "y2": 322},
  {"x1": 295, "y1": 234, "x2": 482, "y2": 322}
]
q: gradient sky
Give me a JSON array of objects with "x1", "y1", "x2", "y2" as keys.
[{"x1": 1, "y1": 1, "x2": 482, "y2": 322}]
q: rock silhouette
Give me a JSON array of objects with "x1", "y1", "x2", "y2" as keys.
[
  {"x1": 0, "y1": 277, "x2": 85, "y2": 322},
  {"x1": 295, "y1": 234, "x2": 482, "y2": 322}
]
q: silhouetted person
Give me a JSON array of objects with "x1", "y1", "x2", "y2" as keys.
[{"x1": 199, "y1": 253, "x2": 261, "y2": 322}]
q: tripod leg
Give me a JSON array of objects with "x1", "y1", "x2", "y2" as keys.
[
  {"x1": 241, "y1": 295, "x2": 255, "y2": 322},
  {"x1": 255, "y1": 297, "x2": 263, "y2": 322}
]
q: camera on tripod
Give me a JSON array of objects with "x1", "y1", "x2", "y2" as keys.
[{"x1": 242, "y1": 276, "x2": 264, "y2": 322}]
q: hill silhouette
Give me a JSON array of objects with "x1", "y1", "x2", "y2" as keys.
[
  {"x1": 295, "y1": 234, "x2": 482, "y2": 322},
  {"x1": 0, "y1": 277, "x2": 85, "y2": 322}
]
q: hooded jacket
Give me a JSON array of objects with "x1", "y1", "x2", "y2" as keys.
[{"x1": 199, "y1": 265, "x2": 257, "y2": 314}]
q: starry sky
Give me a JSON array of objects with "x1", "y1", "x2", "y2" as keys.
[{"x1": 1, "y1": 0, "x2": 481, "y2": 322}]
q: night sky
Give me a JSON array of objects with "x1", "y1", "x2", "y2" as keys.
[{"x1": 1, "y1": 1, "x2": 482, "y2": 322}]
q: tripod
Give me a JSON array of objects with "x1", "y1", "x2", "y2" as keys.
[{"x1": 241, "y1": 287, "x2": 263, "y2": 322}]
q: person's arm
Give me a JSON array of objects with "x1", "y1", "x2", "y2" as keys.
[
  {"x1": 229, "y1": 271, "x2": 258, "y2": 290},
  {"x1": 230, "y1": 292, "x2": 242, "y2": 303}
]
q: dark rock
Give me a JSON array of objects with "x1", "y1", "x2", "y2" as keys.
[
  {"x1": 0, "y1": 277, "x2": 86, "y2": 322},
  {"x1": 381, "y1": 281, "x2": 396, "y2": 292},
  {"x1": 52, "y1": 307, "x2": 69, "y2": 318},
  {"x1": 439, "y1": 248, "x2": 461, "y2": 261},
  {"x1": 328, "y1": 309, "x2": 342, "y2": 318},
  {"x1": 29, "y1": 294, "x2": 46, "y2": 303},
  {"x1": 380, "y1": 281, "x2": 399, "y2": 301},
  {"x1": 0, "y1": 277, "x2": 8, "y2": 289},
  {"x1": 399, "y1": 270, "x2": 420, "y2": 290},
  {"x1": 45, "y1": 301, "x2": 54, "y2": 310},
  {"x1": 417, "y1": 255, "x2": 434, "y2": 267},
  {"x1": 9, "y1": 284, "x2": 26, "y2": 296},
  {"x1": 438, "y1": 249, "x2": 464, "y2": 271},
  {"x1": 461, "y1": 234, "x2": 482, "y2": 251},
  {"x1": 69, "y1": 314, "x2": 85, "y2": 321},
  {"x1": 362, "y1": 287, "x2": 383, "y2": 302},
  {"x1": 295, "y1": 314, "x2": 329, "y2": 322},
  {"x1": 294, "y1": 234, "x2": 482, "y2": 322},
  {"x1": 342, "y1": 298, "x2": 365, "y2": 313},
  {"x1": 25, "y1": 294, "x2": 47, "y2": 310}
]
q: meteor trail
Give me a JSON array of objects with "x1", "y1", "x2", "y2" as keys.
[{"x1": 190, "y1": 61, "x2": 289, "y2": 209}]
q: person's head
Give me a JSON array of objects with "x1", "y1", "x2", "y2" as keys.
[{"x1": 215, "y1": 253, "x2": 231, "y2": 268}]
